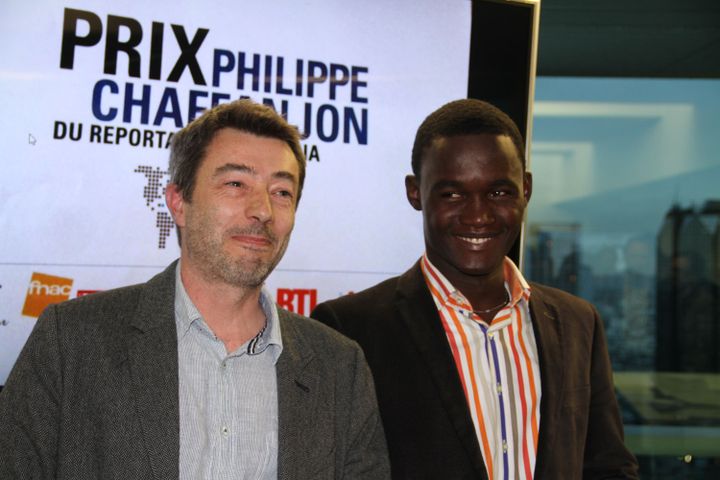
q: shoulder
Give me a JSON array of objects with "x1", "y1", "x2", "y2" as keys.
[
  {"x1": 279, "y1": 308, "x2": 361, "y2": 353},
  {"x1": 530, "y1": 281, "x2": 598, "y2": 317},
  {"x1": 314, "y1": 274, "x2": 403, "y2": 317},
  {"x1": 277, "y1": 309, "x2": 373, "y2": 375},
  {"x1": 529, "y1": 282, "x2": 604, "y2": 343},
  {"x1": 39, "y1": 283, "x2": 145, "y2": 336},
  {"x1": 44, "y1": 262, "x2": 174, "y2": 323},
  {"x1": 37, "y1": 263, "x2": 175, "y2": 342},
  {"x1": 51, "y1": 283, "x2": 144, "y2": 316}
]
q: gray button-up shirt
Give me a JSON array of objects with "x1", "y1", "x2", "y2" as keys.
[{"x1": 174, "y1": 265, "x2": 283, "y2": 480}]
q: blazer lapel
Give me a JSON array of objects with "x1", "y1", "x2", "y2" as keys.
[
  {"x1": 276, "y1": 311, "x2": 320, "y2": 480},
  {"x1": 528, "y1": 285, "x2": 565, "y2": 478},
  {"x1": 395, "y1": 262, "x2": 487, "y2": 478},
  {"x1": 127, "y1": 263, "x2": 180, "y2": 480}
]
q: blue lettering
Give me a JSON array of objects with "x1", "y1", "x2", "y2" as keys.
[
  {"x1": 153, "y1": 87, "x2": 183, "y2": 127},
  {"x1": 262, "y1": 98, "x2": 289, "y2": 117},
  {"x1": 188, "y1": 90, "x2": 208, "y2": 122},
  {"x1": 237, "y1": 52, "x2": 260, "y2": 91},
  {"x1": 329, "y1": 64, "x2": 349, "y2": 100},
  {"x1": 264, "y1": 54, "x2": 272, "y2": 93},
  {"x1": 351, "y1": 66, "x2": 368, "y2": 103},
  {"x1": 123, "y1": 83, "x2": 151, "y2": 124},
  {"x1": 344, "y1": 107, "x2": 367, "y2": 145},
  {"x1": 275, "y1": 56, "x2": 293, "y2": 95},
  {"x1": 307, "y1": 61, "x2": 328, "y2": 98},
  {"x1": 213, "y1": 49, "x2": 235, "y2": 87},
  {"x1": 211, "y1": 92, "x2": 231, "y2": 107},
  {"x1": 92, "y1": 79, "x2": 119, "y2": 121},
  {"x1": 316, "y1": 104, "x2": 338, "y2": 142}
]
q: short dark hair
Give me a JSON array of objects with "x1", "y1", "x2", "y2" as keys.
[
  {"x1": 169, "y1": 99, "x2": 306, "y2": 203},
  {"x1": 411, "y1": 99, "x2": 526, "y2": 177}
]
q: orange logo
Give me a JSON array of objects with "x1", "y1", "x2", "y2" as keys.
[{"x1": 22, "y1": 273, "x2": 74, "y2": 318}]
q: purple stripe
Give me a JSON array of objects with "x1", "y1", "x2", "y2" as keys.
[{"x1": 490, "y1": 335, "x2": 509, "y2": 480}]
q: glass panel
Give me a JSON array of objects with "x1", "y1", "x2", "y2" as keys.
[{"x1": 526, "y1": 77, "x2": 720, "y2": 479}]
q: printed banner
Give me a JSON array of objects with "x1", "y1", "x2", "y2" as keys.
[{"x1": 0, "y1": 0, "x2": 471, "y2": 383}]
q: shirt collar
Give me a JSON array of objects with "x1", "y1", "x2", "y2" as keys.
[
  {"x1": 420, "y1": 254, "x2": 531, "y2": 312},
  {"x1": 173, "y1": 262, "x2": 283, "y2": 362}
]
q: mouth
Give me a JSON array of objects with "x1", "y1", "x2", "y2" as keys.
[
  {"x1": 454, "y1": 233, "x2": 500, "y2": 247},
  {"x1": 230, "y1": 234, "x2": 274, "y2": 249},
  {"x1": 457, "y1": 236, "x2": 491, "y2": 245}
]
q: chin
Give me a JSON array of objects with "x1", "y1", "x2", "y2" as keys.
[{"x1": 453, "y1": 258, "x2": 505, "y2": 277}]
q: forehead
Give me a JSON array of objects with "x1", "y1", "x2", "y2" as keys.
[
  {"x1": 420, "y1": 133, "x2": 523, "y2": 181},
  {"x1": 199, "y1": 128, "x2": 298, "y2": 176}
]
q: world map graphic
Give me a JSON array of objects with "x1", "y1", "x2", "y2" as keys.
[{"x1": 134, "y1": 166, "x2": 174, "y2": 249}]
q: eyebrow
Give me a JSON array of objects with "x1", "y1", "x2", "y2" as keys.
[
  {"x1": 213, "y1": 163, "x2": 297, "y2": 184},
  {"x1": 431, "y1": 178, "x2": 519, "y2": 190}
]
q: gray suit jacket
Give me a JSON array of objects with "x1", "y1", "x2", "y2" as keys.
[{"x1": 0, "y1": 262, "x2": 390, "y2": 479}]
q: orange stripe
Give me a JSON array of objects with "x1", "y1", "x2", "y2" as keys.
[
  {"x1": 421, "y1": 265, "x2": 471, "y2": 427},
  {"x1": 508, "y1": 316, "x2": 532, "y2": 478},
  {"x1": 423, "y1": 256, "x2": 543, "y2": 478},
  {"x1": 517, "y1": 305, "x2": 540, "y2": 450},
  {"x1": 493, "y1": 311, "x2": 512, "y2": 323},
  {"x1": 422, "y1": 256, "x2": 452, "y2": 299},
  {"x1": 446, "y1": 307, "x2": 493, "y2": 479},
  {"x1": 422, "y1": 264, "x2": 491, "y2": 475},
  {"x1": 438, "y1": 311, "x2": 469, "y2": 399},
  {"x1": 422, "y1": 257, "x2": 474, "y2": 312}
]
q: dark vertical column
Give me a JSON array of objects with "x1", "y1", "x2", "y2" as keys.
[{"x1": 468, "y1": 0, "x2": 535, "y2": 264}]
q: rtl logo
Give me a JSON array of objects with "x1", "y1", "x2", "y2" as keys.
[
  {"x1": 77, "y1": 290, "x2": 101, "y2": 297},
  {"x1": 22, "y1": 273, "x2": 74, "y2": 318},
  {"x1": 277, "y1": 288, "x2": 317, "y2": 316}
]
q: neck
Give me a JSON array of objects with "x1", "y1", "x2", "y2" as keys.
[
  {"x1": 180, "y1": 262, "x2": 267, "y2": 352},
  {"x1": 444, "y1": 266, "x2": 506, "y2": 310},
  {"x1": 464, "y1": 280, "x2": 508, "y2": 325}
]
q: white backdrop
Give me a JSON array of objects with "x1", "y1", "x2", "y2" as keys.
[{"x1": 0, "y1": 0, "x2": 472, "y2": 383}]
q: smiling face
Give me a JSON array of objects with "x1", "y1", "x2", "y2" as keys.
[
  {"x1": 406, "y1": 133, "x2": 532, "y2": 289},
  {"x1": 167, "y1": 128, "x2": 299, "y2": 289}
]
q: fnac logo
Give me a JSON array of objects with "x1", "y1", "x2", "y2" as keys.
[
  {"x1": 22, "y1": 273, "x2": 74, "y2": 318},
  {"x1": 277, "y1": 288, "x2": 317, "y2": 316}
]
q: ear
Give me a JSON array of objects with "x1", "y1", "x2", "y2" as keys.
[
  {"x1": 165, "y1": 183, "x2": 187, "y2": 228},
  {"x1": 405, "y1": 175, "x2": 422, "y2": 211},
  {"x1": 523, "y1": 171, "x2": 533, "y2": 203}
]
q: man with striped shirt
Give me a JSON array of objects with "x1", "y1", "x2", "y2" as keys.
[{"x1": 312, "y1": 99, "x2": 639, "y2": 479}]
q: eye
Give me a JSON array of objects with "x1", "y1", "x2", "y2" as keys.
[
  {"x1": 440, "y1": 191, "x2": 462, "y2": 199},
  {"x1": 226, "y1": 180, "x2": 245, "y2": 188},
  {"x1": 273, "y1": 189, "x2": 295, "y2": 201},
  {"x1": 489, "y1": 189, "x2": 514, "y2": 198}
]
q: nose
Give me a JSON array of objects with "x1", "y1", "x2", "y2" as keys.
[
  {"x1": 246, "y1": 189, "x2": 273, "y2": 223},
  {"x1": 459, "y1": 195, "x2": 494, "y2": 226}
]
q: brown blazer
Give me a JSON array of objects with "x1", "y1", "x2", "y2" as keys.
[{"x1": 311, "y1": 261, "x2": 639, "y2": 480}]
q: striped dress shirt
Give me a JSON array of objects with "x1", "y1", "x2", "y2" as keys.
[
  {"x1": 174, "y1": 265, "x2": 283, "y2": 480},
  {"x1": 421, "y1": 255, "x2": 541, "y2": 480}
]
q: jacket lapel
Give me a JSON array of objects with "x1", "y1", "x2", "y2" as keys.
[
  {"x1": 127, "y1": 262, "x2": 180, "y2": 480},
  {"x1": 528, "y1": 285, "x2": 565, "y2": 478},
  {"x1": 395, "y1": 262, "x2": 487, "y2": 479},
  {"x1": 276, "y1": 310, "x2": 319, "y2": 480}
]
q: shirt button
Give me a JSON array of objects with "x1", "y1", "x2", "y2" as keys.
[
  {"x1": 488, "y1": 333, "x2": 494, "y2": 339},
  {"x1": 221, "y1": 361, "x2": 227, "y2": 369},
  {"x1": 221, "y1": 426, "x2": 229, "y2": 436}
]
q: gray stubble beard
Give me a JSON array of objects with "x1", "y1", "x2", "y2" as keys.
[{"x1": 183, "y1": 215, "x2": 291, "y2": 289}]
